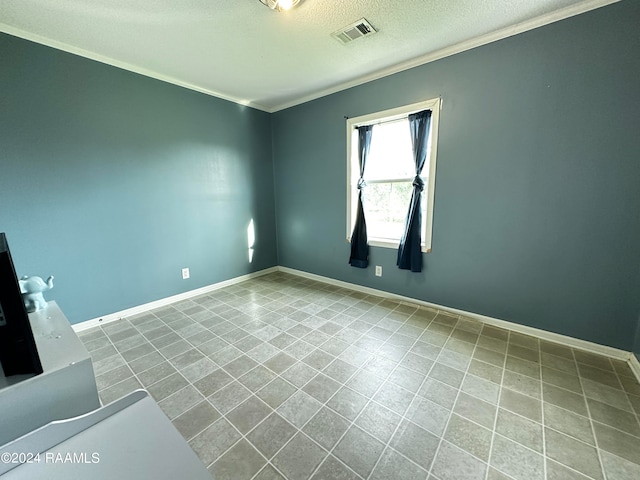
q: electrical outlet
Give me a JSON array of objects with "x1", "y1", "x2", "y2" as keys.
[
  {"x1": 182, "y1": 267, "x2": 190, "y2": 279},
  {"x1": 375, "y1": 265, "x2": 382, "y2": 277}
]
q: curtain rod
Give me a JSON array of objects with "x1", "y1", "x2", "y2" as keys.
[
  {"x1": 352, "y1": 116, "x2": 409, "y2": 128},
  {"x1": 346, "y1": 109, "x2": 430, "y2": 127}
]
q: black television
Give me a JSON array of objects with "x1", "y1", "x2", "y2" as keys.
[{"x1": 0, "y1": 233, "x2": 43, "y2": 378}]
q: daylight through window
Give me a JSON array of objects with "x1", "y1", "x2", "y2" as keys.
[{"x1": 347, "y1": 98, "x2": 440, "y2": 253}]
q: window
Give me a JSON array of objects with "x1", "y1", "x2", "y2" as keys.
[{"x1": 346, "y1": 98, "x2": 440, "y2": 253}]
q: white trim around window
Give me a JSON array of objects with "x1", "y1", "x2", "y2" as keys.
[{"x1": 346, "y1": 97, "x2": 441, "y2": 253}]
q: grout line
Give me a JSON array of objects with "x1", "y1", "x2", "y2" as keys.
[
  {"x1": 484, "y1": 329, "x2": 510, "y2": 480},
  {"x1": 187, "y1": 279, "x2": 383, "y2": 477},
  {"x1": 273, "y1": 307, "x2": 416, "y2": 477},
  {"x1": 95, "y1": 288, "x2": 636, "y2": 442},
  {"x1": 540, "y1": 338, "x2": 548, "y2": 480},
  {"x1": 171, "y1": 401, "x2": 222, "y2": 444},
  {"x1": 277, "y1": 267, "x2": 631, "y2": 361},
  {"x1": 425, "y1": 320, "x2": 486, "y2": 478},
  {"x1": 261, "y1": 302, "x2": 438, "y2": 478},
  {"x1": 81, "y1": 272, "x2": 639, "y2": 479},
  {"x1": 304, "y1": 309, "x2": 438, "y2": 480},
  {"x1": 206, "y1": 294, "x2": 396, "y2": 479},
  {"x1": 576, "y1": 348, "x2": 610, "y2": 480},
  {"x1": 367, "y1": 322, "x2": 455, "y2": 478},
  {"x1": 169, "y1": 280, "x2": 322, "y2": 477}
]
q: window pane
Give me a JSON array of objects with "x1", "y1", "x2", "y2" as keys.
[
  {"x1": 366, "y1": 120, "x2": 415, "y2": 181},
  {"x1": 364, "y1": 182, "x2": 414, "y2": 240},
  {"x1": 347, "y1": 98, "x2": 440, "y2": 252}
]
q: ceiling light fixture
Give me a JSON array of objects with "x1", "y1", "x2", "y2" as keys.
[{"x1": 258, "y1": 0, "x2": 302, "y2": 12}]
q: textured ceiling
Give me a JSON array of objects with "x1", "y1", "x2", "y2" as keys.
[{"x1": 0, "y1": 0, "x2": 618, "y2": 112}]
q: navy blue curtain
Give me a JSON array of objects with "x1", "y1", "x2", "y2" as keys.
[
  {"x1": 349, "y1": 125, "x2": 373, "y2": 268},
  {"x1": 397, "y1": 110, "x2": 432, "y2": 272}
]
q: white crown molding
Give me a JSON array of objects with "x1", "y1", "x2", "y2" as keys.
[
  {"x1": 269, "y1": 0, "x2": 620, "y2": 112},
  {"x1": 1, "y1": 0, "x2": 620, "y2": 114},
  {"x1": 0, "y1": 23, "x2": 272, "y2": 113},
  {"x1": 72, "y1": 267, "x2": 278, "y2": 332},
  {"x1": 277, "y1": 266, "x2": 631, "y2": 361}
]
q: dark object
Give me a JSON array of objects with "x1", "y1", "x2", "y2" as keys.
[
  {"x1": 349, "y1": 125, "x2": 373, "y2": 268},
  {"x1": 397, "y1": 110, "x2": 432, "y2": 272},
  {"x1": 0, "y1": 233, "x2": 43, "y2": 377}
]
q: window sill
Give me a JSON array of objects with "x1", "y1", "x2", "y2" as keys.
[{"x1": 347, "y1": 237, "x2": 431, "y2": 253}]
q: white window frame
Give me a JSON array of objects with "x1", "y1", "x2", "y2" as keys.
[{"x1": 346, "y1": 97, "x2": 441, "y2": 253}]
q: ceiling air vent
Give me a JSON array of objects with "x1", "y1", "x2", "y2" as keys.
[{"x1": 332, "y1": 18, "x2": 377, "y2": 44}]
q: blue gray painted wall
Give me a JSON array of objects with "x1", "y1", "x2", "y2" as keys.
[
  {"x1": 0, "y1": 34, "x2": 277, "y2": 324},
  {"x1": 2, "y1": 2, "x2": 639, "y2": 351},
  {"x1": 272, "y1": 1, "x2": 640, "y2": 350}
]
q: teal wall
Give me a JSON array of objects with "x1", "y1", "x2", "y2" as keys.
[
  {"x1": 272, "y1": 1, "x2": 640, "y2": 350},
  {"x1": 0, "y1": 34, "x2": 277, "y2": 324},
  {"x1": 2, "y1": 2, "x2": 639, "y2": 352}
]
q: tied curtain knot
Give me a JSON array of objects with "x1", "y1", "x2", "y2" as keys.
[
  {"x1": 349, "y1": 124, "x2": 373, "y2": 269},
  {"x1": 397, "y1": 109, "x2": 432, "y2": 273},
  {"x1": 412, "y1": 175, "x2": 424, "y2": 192}
]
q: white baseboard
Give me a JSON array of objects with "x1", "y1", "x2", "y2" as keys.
[
  {"x1": 72, "y1": 264, "x2": 640, "y2": 383},
  {"x1": 629, "y1": 354, "x2": 640, "y2": 383},
  {"x1": 278, "y1": 266, "x2": 631, "y2": 362},
  {"x1": 72, "y1": 267, "x2": 278, "y2": 332}
]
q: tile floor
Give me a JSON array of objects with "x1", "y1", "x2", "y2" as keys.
[{"x1": 78, "y1": 272, "x2": 640, "y2": 480}]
